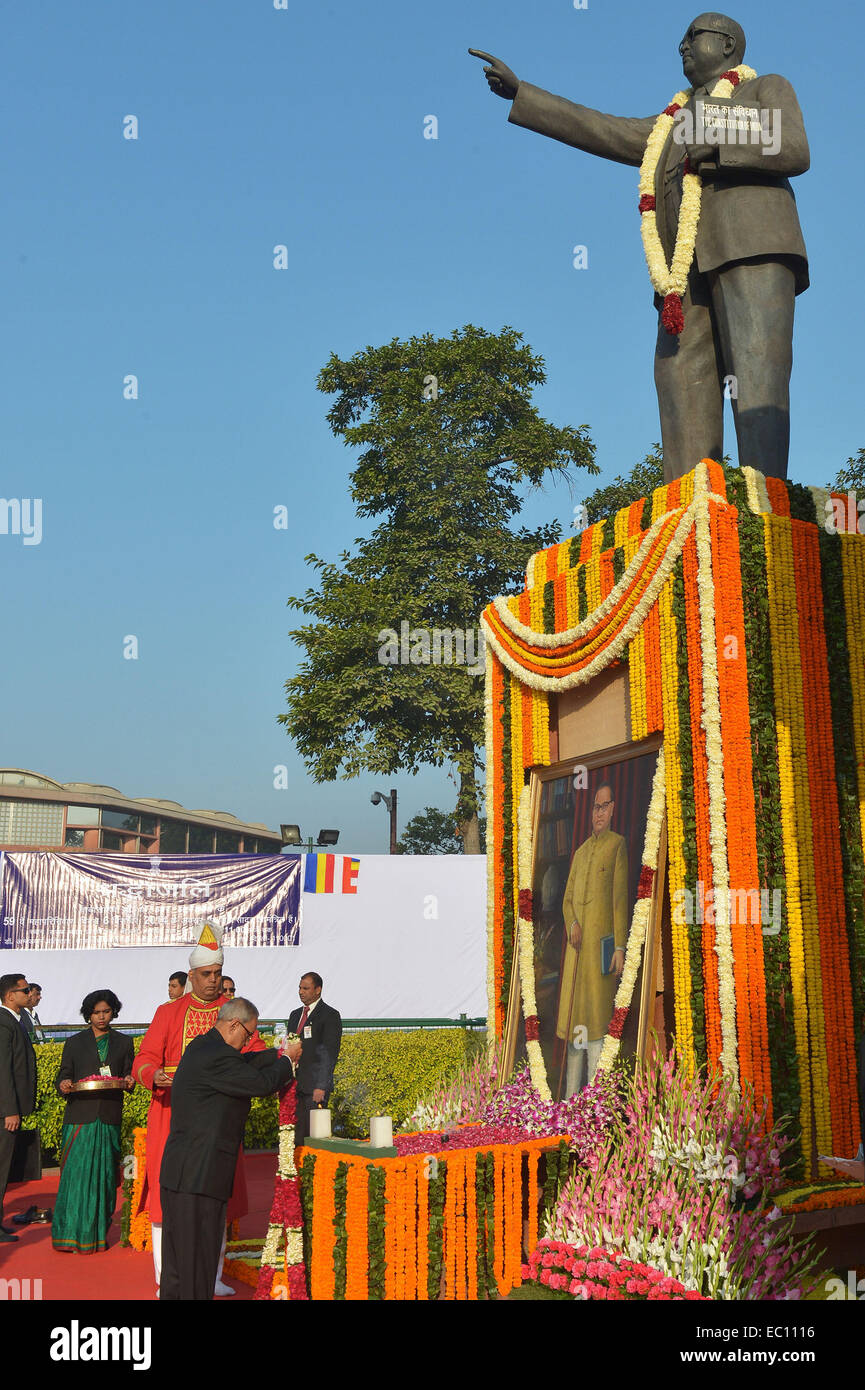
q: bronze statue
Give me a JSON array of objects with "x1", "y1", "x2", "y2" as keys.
[{"x1": 470, "y1": 15, "x2": 809, "y2": 482}]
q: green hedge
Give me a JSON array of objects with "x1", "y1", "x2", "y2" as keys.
[
  {"x1": 26, "y1": 1027, "x2": 478, "y2": 1156},
  {"x1": 331, "y1": 1027, "x2": 478, "y2": 1137}
]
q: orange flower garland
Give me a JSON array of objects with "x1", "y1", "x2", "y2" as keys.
[
  {"x1": 310, "y1": 1151, "x2": 337, "y2": 1301},
  {"x1": 301, "y1": 1136, "x2": 564, "y2": 1301},
  {"x1": 128, "y1": 1127, "x2": 151, "y2": 1252},
  {"x1": 345, "y1": 1161, "x2": 369, "y2": 1300},
  {"x1": 776, "y1": 1184, "x2": 865, "y2": 1214},
  {"x1": 711, "y1": 499, "x2": 769, "y2": 1106},
  {"x1": 465, "y1": 1157, "x2": 478, "y2": 1301}
]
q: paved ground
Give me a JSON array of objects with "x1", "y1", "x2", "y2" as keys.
[{"x1": 0, "y1": 1150, "x2": 277, "y2": 1302}]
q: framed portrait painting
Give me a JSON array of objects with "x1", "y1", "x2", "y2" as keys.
[{"x1": 505, "y1": 737, "x2": 665, "y2": 1100}]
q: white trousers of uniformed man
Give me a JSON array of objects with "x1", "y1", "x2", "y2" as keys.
[{"x1": 151, "y1": 1222, "x2": 233, "y2": 1297}]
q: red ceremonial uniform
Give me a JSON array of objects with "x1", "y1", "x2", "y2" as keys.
[{"x1": 132, "y1": 992, "x2": 265, "y2": 1223}]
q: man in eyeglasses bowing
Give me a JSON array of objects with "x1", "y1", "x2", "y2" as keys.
[{"x1": 159, "y1": 996, "x2": 301, "y2": 1300}]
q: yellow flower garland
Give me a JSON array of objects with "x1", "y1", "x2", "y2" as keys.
[{"x1": 694, "y1": 468, "x2": 738, "y2": 1085}]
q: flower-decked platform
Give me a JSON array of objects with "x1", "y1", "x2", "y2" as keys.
[
  {"x1": 482, "y1": 460, "x2": 865, "y2": 1183},
  {"x1": 294, "y1": 1128, "x2": 570, "y2": 1300}
]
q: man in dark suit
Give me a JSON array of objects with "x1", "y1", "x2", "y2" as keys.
[
  {"x1": 19, "y1": 984, "x2": 45, "y2": 1043},
  {"x1": 159, "y1": 997, "x2": 300, "y2": 1300},
  {"x1": 471, "y1": 14, "x2": 809, "y2": 481},
  {"x1": 0, "y1": 973, "x2": 37, "y2": 1242},
  {"x1": 287, "y1": 973, "x2": 342, "y2": 1146}
]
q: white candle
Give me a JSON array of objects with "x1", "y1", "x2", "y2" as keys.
[
  {"x1": 309, "y1": 1108, "x2": 332, "y2": 1139},
  {"x1": 369, "y1": 1115, "x2": 393, "y2": 1148}
]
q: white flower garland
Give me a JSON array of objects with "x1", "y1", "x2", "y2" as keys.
[
  {"x1": 693, "y1": 467, "x2": 738, "y2": 1084},
  {"x1": 598, "y1": 747, "x2": 666, "y2": 1072},
  {"x1": 259, "y1": 1036, "x2": 303, "y2": 1290},
  {"x1": 740, "y1": 465, "x2": 772, "y2": 516},
  {"x1": 639, "y1": 67, "x2": 756, "y2": 325},
  {"x1": 517, "y1": 785, "x2": 552, "y2": 1101},
  {"x1": 483, "y1": 483, "x2": 729, "y2": 694},
  {"x1": 484, "y1": 661, "x2": 498, "y2": 1036}
]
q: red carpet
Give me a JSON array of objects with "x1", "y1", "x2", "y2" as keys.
[{"x1": 0, "y1": 1151, "x2": 278, "y2": 1302}]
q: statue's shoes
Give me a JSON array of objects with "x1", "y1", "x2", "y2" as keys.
[{"x1": 214, "y1": 1279, "x2": 236, "y2": 1297}]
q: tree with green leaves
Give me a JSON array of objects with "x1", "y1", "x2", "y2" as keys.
[
  {"x1": 280, "y1": 324, "x2": 597, "y2": 853},
  {"x1": 396, "y1": 806, "x2": 487, "y2": 855},
  {"x1": 832, "y1": 448, "x2": 865, "y2": 492}
]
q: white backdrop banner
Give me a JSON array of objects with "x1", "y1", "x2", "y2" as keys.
[{"x1": 2, "y1": 854, "x2": 486, "y2": 1025}]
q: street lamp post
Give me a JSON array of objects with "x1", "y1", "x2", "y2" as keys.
[{"x1": 370, "y1": 788, "x2": 398, "y2": 854}]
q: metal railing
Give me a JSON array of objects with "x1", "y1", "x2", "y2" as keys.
[{"x1": 35, "y1": 1014, "x2": 486, "y2": 1042}]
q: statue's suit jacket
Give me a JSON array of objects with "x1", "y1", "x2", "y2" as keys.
[{"x1": 508, "y1": 74, "x2": 809, "y2": 293}]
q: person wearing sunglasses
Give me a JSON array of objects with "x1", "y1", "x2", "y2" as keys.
[{"x1": 0, "y1": 974, "x2": 37, "y2": 1242}]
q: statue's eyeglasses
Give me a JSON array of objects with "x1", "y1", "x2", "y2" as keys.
[{"x1": 679, "y1": 29, "x2": 730, "y2": 56}]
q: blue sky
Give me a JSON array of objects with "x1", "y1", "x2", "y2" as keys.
[{"x1": 0, "y1": 1, "x2": 857, "y2": 852}]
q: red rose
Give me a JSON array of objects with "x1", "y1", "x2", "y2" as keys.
[
  {"x1": 637, "y1": 865, "x2": 655, "y2": 899},
  {"x1": 639, "y1": 194, "x2": 657, "y2": 213},
  {"x1": 525, "y1": 1014, "x2": 540, "y2": 1042},
  {"x1": 609, "y1": 1007, "x2": 628, "y2": 1039},
  {"x1": 661, "y1": 293, "x2": 685, "y2": 336}
]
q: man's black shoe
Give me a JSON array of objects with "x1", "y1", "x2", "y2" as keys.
[
  {"x1": 12, "y1": 1205, "x2": 38, "y2": 1226},
  {"x1": 0, "y1": 1228, "x2": 19, "y2": 1242}
]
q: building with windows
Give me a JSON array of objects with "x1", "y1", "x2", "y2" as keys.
[{"x1": 0, "y1": 769, "x2": 283, "y2": 855}]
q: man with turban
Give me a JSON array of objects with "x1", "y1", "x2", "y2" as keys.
[{"x1": 132, "y1": 922, "x2": 264, "y2": 1295}]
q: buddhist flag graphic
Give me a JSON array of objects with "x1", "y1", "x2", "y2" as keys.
[{"x1": 303, "y1": 854, "x2": 359, "y2": 895}]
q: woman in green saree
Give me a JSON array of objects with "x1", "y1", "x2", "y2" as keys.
[{"x1": 52, "y1": 989, "x2": 135, "y2": 1253}]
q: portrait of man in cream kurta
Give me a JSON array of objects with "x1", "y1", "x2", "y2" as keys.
[{"x1": 556, "y1": 782, "x2": 628, "y2": 1096}]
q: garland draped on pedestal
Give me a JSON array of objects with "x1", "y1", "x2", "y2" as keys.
[
  {"x1": 254, "y1": 1084, "x2": 307, "y2": 1300},
  {"x1": 483, "y1": 459, "x2": 865, "y2": 1178}
]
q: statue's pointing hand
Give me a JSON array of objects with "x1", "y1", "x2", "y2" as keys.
[{"x1": 468, "y1": 50, "x2": 519, "y2": 101}]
